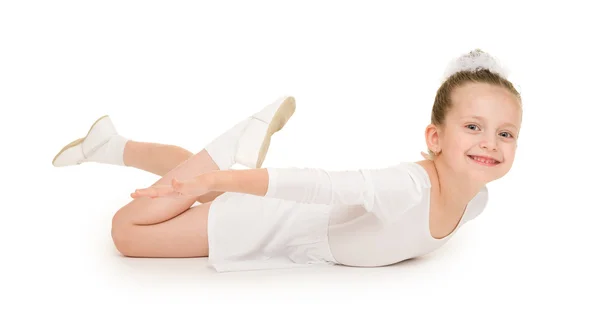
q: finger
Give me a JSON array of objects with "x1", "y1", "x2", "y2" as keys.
[
  {"x1": 131, "y1": 190, "x2": 145, "y2": 198},
  {"x1": 171, "y1": 178, "x2": 187, "y2": 193},
  {"x1": 156, "y1": 186, "x2": 179, "y2": 198},
  {"x1": 133, "y1": 187, "x2": 169, "y2": 198},
  {"x1": 172, "y1": 178, "x2": 184, "y2": 188},
  {"x1": 132, "y1": 188, "x2": 152, "y2": 197}
]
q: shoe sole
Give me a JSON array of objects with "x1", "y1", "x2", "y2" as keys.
[
  {"x1": 255, "y1": 96, "x2": 296, "y2": 168},
  {"x1": 51, "y1": 114, "x2": 110, "y2": 166}
]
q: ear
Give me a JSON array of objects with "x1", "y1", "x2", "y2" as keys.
[{"x1": 424, "y1": 124, "x2": 441, "y2": 153}]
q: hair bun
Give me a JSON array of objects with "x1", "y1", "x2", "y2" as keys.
[{"x1": 442, "y1": 48, "x2": 510, "y2": 81}]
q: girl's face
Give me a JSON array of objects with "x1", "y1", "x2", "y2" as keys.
[{"x1": 439, "y1": 82, "x2": 522, "y2": 183}]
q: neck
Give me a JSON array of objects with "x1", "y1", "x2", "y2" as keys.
[{"x1": 432, "y1": 157, "x2": 484, "y2": 207}]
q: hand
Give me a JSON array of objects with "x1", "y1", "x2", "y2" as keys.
[{"x1": 130, "y1": 175, "x2": 211, "y2": 199}]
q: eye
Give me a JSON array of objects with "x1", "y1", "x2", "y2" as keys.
[
  {"x1": 466, "y1": 124, "x2": 479, "y2": 131},
  {"x1": 467, "y1": 124, "x2": 515, "y2": 139}
]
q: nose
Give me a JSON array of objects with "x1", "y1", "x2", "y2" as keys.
[{"x1": 480, "y1": 134, "x2": 498, "y2": 152}]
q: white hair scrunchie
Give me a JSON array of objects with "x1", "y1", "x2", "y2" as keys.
[{"x1": 441, "y1": 48, "x2": 511, "y2": 82}]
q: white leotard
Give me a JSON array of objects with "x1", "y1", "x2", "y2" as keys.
[{"x1": 264, "y1": 161, "x2": 489, "y2": 267}]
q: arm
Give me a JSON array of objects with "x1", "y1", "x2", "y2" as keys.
[
  {"x1": 134, "y1": 163, "x2": 422, "y2": 223},
  {"x1": 162, "y1": 163, "x2": 423, "y2": 224},
  {"x1": 206, "y1": 165, "x2": 417, "y2": 212},
  {"x1": 207, "y1": 168, "x2": 271, "y2": 197},
  {"x1": 195, "y1": 190, "x2": 225, "y2": 204}
]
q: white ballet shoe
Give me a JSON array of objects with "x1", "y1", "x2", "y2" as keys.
[
  {"x1": 235, "y1": 96, "x2": 296, "y2": 168},
  {"x1": 52, "y1": 115, "x2": 119, "y2": 167}
]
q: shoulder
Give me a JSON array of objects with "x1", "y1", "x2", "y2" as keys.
[
  {"x1": 366, "y1": 162, "x2": 429, "y2": 192},
  {"x1": 363, "y1": 162, "x2": 427, "y2": 213}
]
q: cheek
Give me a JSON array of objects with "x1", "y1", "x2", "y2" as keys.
[
  {"x1": 447, "y1": 135, "x2": 471, "y2": 154},
  {"x1": 502, "y1": 141, "x2": 517, "y2": 154}
]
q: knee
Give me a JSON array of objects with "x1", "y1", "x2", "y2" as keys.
[{"x1": 111, "y1": 215, "x2": 135, "y2": 257}]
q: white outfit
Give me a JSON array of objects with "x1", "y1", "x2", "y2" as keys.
[{"x1": 206, "y1": 161, "x2": 489, "y2": 272}]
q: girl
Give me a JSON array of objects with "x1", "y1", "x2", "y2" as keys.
[{"x1": 52, "y1": 49, "x2": 522, "y2": 273}]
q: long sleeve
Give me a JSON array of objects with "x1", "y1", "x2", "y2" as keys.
[{"x1": 264, "y1": 163, "x2": 424, "y2": 223}]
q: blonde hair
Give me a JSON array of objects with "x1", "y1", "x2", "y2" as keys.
[{"x1": 423, "y1": 49, "x2": 522, "y2": 160}]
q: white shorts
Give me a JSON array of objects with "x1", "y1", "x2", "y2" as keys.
[{"x1": 206, "y1": 192, "x2": 339, "y2": 272}]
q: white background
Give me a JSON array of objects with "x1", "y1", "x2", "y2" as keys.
[{"x1": 1, "y1": 0, "x2": 599, "y2": 325}]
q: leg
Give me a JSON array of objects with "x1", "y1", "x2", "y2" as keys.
[
  {"x1": 112, "y1": 200, "x2": 212, "y2": 258},
  {"x1": 110, "y1": 96, "x2": 296, "y2": 258},
  {"x1": 113, "y1": 148, "x2": 218, "y2": 227},
  {"x1": 123, "y1": 140, "x2": 193, "y2": 177},
  {"x1": 111, "y1": 149, "x2": 217, "y2": 257},
  {"x1": 123, "y1": 140, "x2": 225, "y2": 203}
]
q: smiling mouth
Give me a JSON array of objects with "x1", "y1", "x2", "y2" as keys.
[{"x1": 468, "y1": 155, "x2": 500, "y2": 166}]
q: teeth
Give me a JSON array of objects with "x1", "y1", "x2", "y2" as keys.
[{"x1": 470, "y1": 156, "x2": 497, "y2": 164}]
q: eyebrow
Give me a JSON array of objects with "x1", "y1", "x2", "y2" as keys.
[{"x1": 463, "y1": 115, "x2": 518, "y2": 130}]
